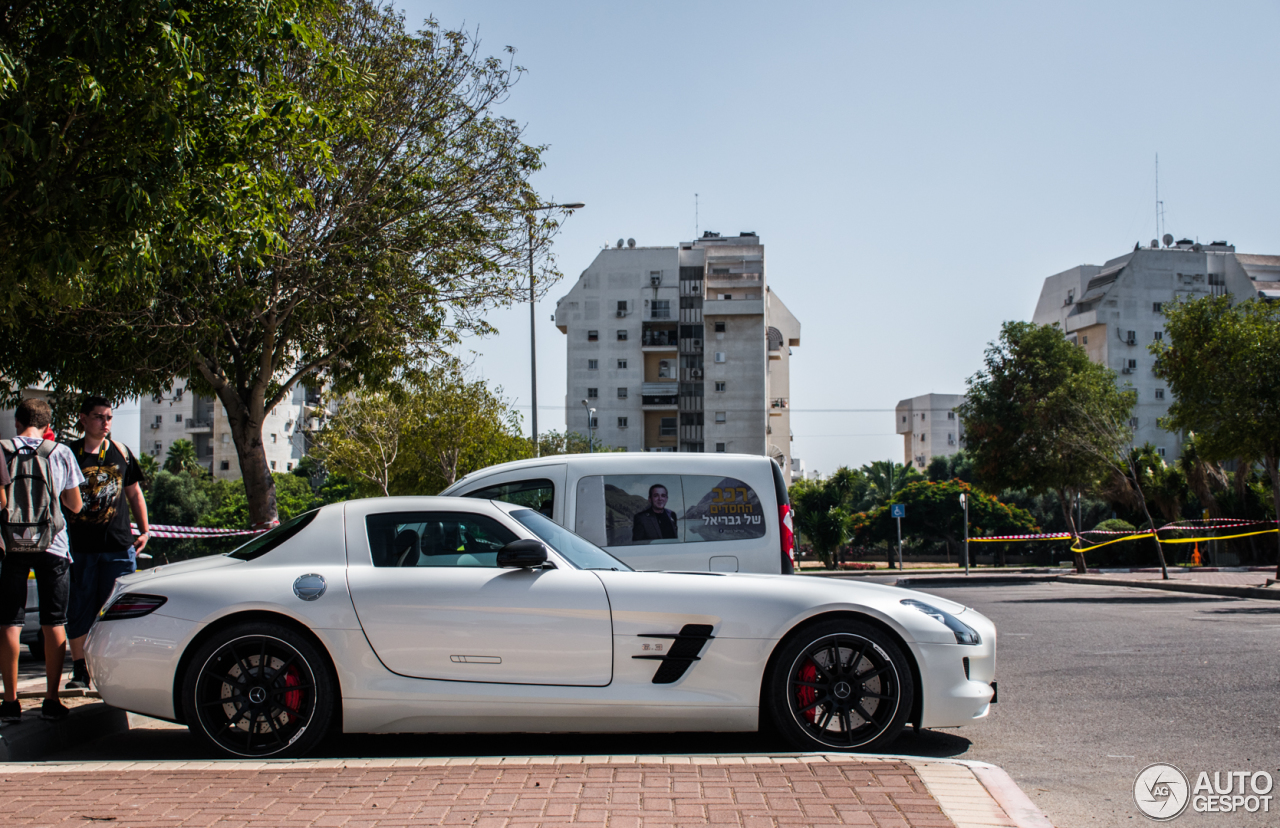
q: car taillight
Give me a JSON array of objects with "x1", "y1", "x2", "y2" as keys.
[
  {"x1": 99, "y1": 593, "x2": 167, "y2": 621},
  {"x1": 778, "y1": 503, "x2": 795, "y2": 566}
]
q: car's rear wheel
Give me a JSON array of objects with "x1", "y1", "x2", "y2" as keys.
[
  {"x1": 181, "y1": 622, "x2": 335, "y2": 758},
  {"x1": 766, "y1": 619, "x2": 914, "y2": 752}
]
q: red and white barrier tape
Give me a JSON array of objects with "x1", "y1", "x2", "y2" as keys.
[{"x1": 130, "y1": 523, "x2": 265, "y2": 540}]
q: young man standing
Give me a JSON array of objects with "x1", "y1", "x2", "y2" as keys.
[
  {"x1": 0, "y1": 398, "x2": 84, "y2": 721},
  {"x1": 63, "y1": 396, "x2": 149, "y2": 689}
]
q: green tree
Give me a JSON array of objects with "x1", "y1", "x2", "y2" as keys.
[
  {"x1": 859, "y1": 460, "x2": 921, "y2": 511},
  {"x1": 1153, "y1": 296, "x2": 1280, "y2": 574},
  {"x1": 926, "y1": 450, "x2": 974, "y2": 484},
  {"x1": 395, "y1": 367, "x2": 532, "y2": 494},
  {"x1": 864, "y1": 479, "x2": 1036, "y2": 565},
  {"x1": 959, "y1": 321, "x2": 1132, "y2": 573},
  {"x1": 12, "y1": 2, "x2": 559, "y2": 528},
  {"x1": 135, "y1": 452, "x2": 159, "y2": 488},
  {"x1": 200, "y1": 473, "x2": 319, "y2": 529},
  {"x1": 0, "y1": 0, "x2": 326, "y2": 312},
  {"x1": 163, "y1": 439, "x2": 204, "y2": 476},
  {"x1": 789, "y1": 477, "x2": 851, "y2": 570},
  {"x1": 537, "y1": 430, "x2": 623, "y2": 456},
  {"x1": 312, "y1": 388, "x2": 410, "y2": 496}
]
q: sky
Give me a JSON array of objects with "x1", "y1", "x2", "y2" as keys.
[{"x1": 390, "y1": 0, "x2": 1280, "y2": 475}]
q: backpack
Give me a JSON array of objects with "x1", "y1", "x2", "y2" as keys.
[{"x1": 0, "y1": 438, "x2": 65, "y2": 555}]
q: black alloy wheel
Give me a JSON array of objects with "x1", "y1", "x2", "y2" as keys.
[
  {"x1": 182, "y1": 622, "x2": 335, "y2": 758},
  {"x1": 767, "y1": 620, "x2": 914, "y2": 752}
]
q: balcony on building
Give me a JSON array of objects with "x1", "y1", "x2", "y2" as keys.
[
  {"x1": 641, "y1": 382, "x2": 678, "y2": 409},
  {"x1": 641, "y1": 322, "x2": 677, "y2": 351},
  {"x1": 770, "y1": 398, "x2": 789, "y2": 416},
  {"x1": 187, "y1": 394, "x2": 216, "y2": 432},
  {"x1": 644, "y1": 411, "x2": 678, "y2": 451}
]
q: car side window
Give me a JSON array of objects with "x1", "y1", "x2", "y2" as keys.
[
  {"x1": 590, "y1": 474, "x2": 767, "y2": 546},
  {"x1": 463, "y1": 478, "x2": 555, "y2": 517},
  {"x1": 366, "y1": 512, "x2": 517, "y2": 568}
]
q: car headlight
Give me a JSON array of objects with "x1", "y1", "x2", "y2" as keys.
[{"x1": 901, "y1": 599, "x2": 981, "y2": 645}]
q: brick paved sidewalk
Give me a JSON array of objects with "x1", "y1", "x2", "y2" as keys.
[{"x1": 0, "y1": 755, "x2": 1033, "y2": 828}]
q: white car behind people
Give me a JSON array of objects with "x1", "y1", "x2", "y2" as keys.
[{"x1": 85, "y1": 497, "x2": 997, "y2": 758}]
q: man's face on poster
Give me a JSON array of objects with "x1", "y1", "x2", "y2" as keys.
[{"x1": 648, "y1": 485, "x2": 668, "y2": 512}]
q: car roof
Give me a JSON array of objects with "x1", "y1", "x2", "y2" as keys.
[{"x1": 449, "y1": 452, "x2": 773, "y2": 488}]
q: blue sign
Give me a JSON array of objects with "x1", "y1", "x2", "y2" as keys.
[{"x1": 891, "y1": 504, "x2": 906, "y2": 519}]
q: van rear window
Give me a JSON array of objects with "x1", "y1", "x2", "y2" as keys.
[
  {"x1": 463, "y1": 478, "x2": 554, "y2": 518},
  {"x1": 584, "y1": 475, "x2": 766, "y2": 547}
]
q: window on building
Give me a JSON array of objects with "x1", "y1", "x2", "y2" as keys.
[
  {"x1": 1157, "y1": 447, "x2": 1166, "y2": 458},
  {"x1": 1153, "y1": 331, "x2": 1163, "y2": 341},
  {"x1": 720, "y1": 294, "x2": 733, "y2": 300},
  {"x1": 617, "y1": 387, "x2": 628, "y2": 399},
  {"x1": 173, "y1": 388, "x2": 184, "y2": 402},
  {"x1": 589, "y1": 416, "x2": 598, "y2": 428},
  {"x1": 617, "y1": 300, "x2": 627, "y2": 314},
  {"x1": 617, "y1": 330, "x2": 627, "y2": 341},
  {"x1": 588, "y1": 359, "x2": 598, "y2": 370},
  {"x1": 153, "y1": 441, "x2": 162, "y2": 455},
  {"x1": 711, "y1": 268, "x2": 729, "y2": 275},
  {"x1": 715, "y1": 442, "x2": 726, "y2": 452},
  {"x1": 617, "y1": 359, "x2": 627, "y2": 369},
  {"x1": 1066, "y1": 289, "x2": 1075, "y2": 305},
  {"x1": 271, "y1": 433, "x2": 278, "y2": 443},
  {"x1": 587, "y1": 388, "x2": 598, "y2": 398},
  {"x1": 1153, "y1": 302, "x2": 1164, "y2": 313},
  {"x1": 220, "y1": 460, "x2": 230, "y2": 471},
  {"x1": 1126, "y1": 330, "x2": 1136, "y2": 343},
  {"x1": 947, "y1": 411, "x2": 956, "y2": 420},
  {"x1": 715, "y1": 411, "x2": 727, "y2": 424},
  {"x1": 1130, "y1": 417, "x2": 1139, "y2": 427},
  {"x1": 921, "y1": 412, "x2": 926, "y2": 420},
  {"x1": 714, "y1": 352, "x2": 726, "y2": 363},
  {"x1": 659, "y1": 417, "x2": 677, "y2": 437},
  {"x1": 658, "y1": 360, "x2": 672, "y2": 378},
  {"x1": 1127, "y1": 359, "x2": 1138, "y2": 369},
  {"x1": 715, "y1": 381, "x2": 726, "y2": 392},
  {"x1": 714, "y1": 321, "x2": 726, "y2": 333},
  {"x1": 152, "y1": 415, "x2": 162, "y2": 425},
  {"x1": 270, "y1": 460, "x2": 277, "y2": 470},
  {"x1": 587, "y1": 330, "x2": 599, "y2": 341},
  {"x1": 1155, "y1": 388, "x2": 1165, "y2": 400},
  {"x1": 920, "y1": 433, "x2": 927, "y2": 442},
  {"x1": 174, "y1": 414, "x2": 182, "y2": 422},
  {"x1": 617, "y1": 417, "x2": 628, "y2": 428},
  {"x1": 1209, "y1": 273, "x2": 1225, "y2": 286},
  {"x1": 287, "y1": 462, "x2": 293, "y2": 471},
  {"x1": 1083, "y1": 335, "x2": 1088, "y2": 344},
  {"x1": 651, "y1": 300, "x2": 670, "y2": 319}
]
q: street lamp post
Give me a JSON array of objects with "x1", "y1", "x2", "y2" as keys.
[
  {"x1": 527, "y1": 202, "x2": 584, "y2": 457},
  {"x1": 959, "y1": 492, "x2": 970, "y2": 576},
  {"x1": 581, "y1": 399, "x2": 596, "y2": 453}
]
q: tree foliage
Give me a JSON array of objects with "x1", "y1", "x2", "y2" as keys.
[
  {"x1": 1153, "y1": 296, "x2": 1280, "y2": 571},
  {"x1": 856, "y1": 480, "x2": 1036, "y2": 563},
  {"x1": 959, "y1": 321, "x2": 1132, "y2": 572},
  {"x1": 163, "y1": 438, "x2": 204, "y2": 476}
]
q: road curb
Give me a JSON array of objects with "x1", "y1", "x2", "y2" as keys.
[
  {"x1": 0, "y1": 702, "x2": 129, "y2": 762},
  {"x1": 1060, "y1": 575, "x2": 1280, "y2": 601},
  {"x1": 965, "y1": 761, "x2": 1056, "y2": 827},
  {"x1": 895, "y1": 574, "x2": 1063, "y2": 587}
]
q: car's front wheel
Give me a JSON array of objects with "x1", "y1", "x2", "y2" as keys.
[
  {"x1": 181, "y1": 622, "x2": 336, "y2": 758},
  {"x1": 766, "y1": 619, "x2": 914, "y2": 752}
]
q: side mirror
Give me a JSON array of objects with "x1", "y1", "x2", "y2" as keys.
[{"x1": 497, "y1": 539, "x2": 548, "y2": 568}]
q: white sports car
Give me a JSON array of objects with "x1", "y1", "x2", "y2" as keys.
[{"x1": 85, "y1": 497, "x2": 997, "y2": 758}]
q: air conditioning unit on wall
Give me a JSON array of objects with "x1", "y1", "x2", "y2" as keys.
[
  {"x1": 650, "y1": 275, "x2": 662, "y2": 287},
  {"x1": 616, "y1": 309, "x2": 626, "y2": 317},
  {"x1": 690, "y1": 369, "x2": 703, "y2": 379}
]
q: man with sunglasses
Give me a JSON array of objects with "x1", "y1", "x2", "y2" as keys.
[{"x1": 63, "y1": 396, "x2": 149, "y2": 690}]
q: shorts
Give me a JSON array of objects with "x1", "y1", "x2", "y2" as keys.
[
  {"x1": 0, "y1": 552, "x2": 70, "y2": 628},
  {"x1": 67, "y1": 546, "x2": 137, "y2": 639}
]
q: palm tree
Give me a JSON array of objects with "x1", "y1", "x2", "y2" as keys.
[
  {"x1": 860, "y1": 460, "x2": 921, "y2": 511},
  {"x1": 163, "y1": 439, "x2": 203, "y2": 476}
]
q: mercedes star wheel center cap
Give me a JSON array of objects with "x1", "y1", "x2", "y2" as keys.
[
  {"x1": 833, "y1": 681, "x2": 853, "y2": 699},
  {"x1": 249, "y1": 686, "x2": 267, "y2": 704}
]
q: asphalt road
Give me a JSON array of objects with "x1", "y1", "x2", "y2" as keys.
[{"x1": 44, "y1": 580, "x2": 1280, "y2": 827}]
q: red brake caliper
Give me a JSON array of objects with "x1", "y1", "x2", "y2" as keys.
[
  {"x1": 283, "y1": 665, "x2": 302, "y2": 716},
  {"x1": 797, "y1": 660, "x2": 818, "y2": 722}
]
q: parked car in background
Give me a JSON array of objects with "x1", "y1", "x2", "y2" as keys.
[
  {"x1": 86, "y1": 496, "x2": 998, "y2": 759},
  {"x1": 440, "y1": 454, "x2": 795, "y2": 574}
]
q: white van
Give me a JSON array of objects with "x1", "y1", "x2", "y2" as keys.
[{"x1": 440, "y1": 453, "x2": 795, "y2": 574}]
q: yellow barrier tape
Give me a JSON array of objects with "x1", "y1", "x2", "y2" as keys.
[{"x1": 967, "y1": 527, "x2": 1279, "y2": 553}]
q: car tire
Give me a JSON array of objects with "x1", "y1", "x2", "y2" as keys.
[
  {"x1": 765, "y1": 619, "x2": 914, "y2": 752},
  {"x1": 181, "y1": 622, "x2": 336, "y2": 759}
]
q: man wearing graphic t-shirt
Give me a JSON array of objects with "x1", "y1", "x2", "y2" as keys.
[{"x1": 64, "y1": 396, "x2": 149, "y2": 690}]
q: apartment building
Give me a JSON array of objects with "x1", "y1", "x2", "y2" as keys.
[
  {"x1": 141, "y1": 382, "x2": 322, "y2": 479},
  {"x1": 1031, "y1": 239, "x2": 1280, "y2": 462},
  {"x1": 895, "y1": 393, "x2": 965, "y2": 470},
  {"x1": 554, "y1": 232, "x2": 801, "y2": 479}
]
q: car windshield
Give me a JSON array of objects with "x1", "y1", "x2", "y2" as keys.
[
  {"x1": 226, "y1": 510, "x2": 319, "y2": 561},
  {"x1": 509, "y1": 509, "x2": 632, "y2": 571}
]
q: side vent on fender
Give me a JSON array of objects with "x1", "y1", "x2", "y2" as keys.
[{"x1": 632, "y1": 624, "x2": 715, "y2": 684}]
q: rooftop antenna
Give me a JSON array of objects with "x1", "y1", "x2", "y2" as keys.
[{"x1": 1155, "y1": 153, "x2": 1166, "y2": 243}]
